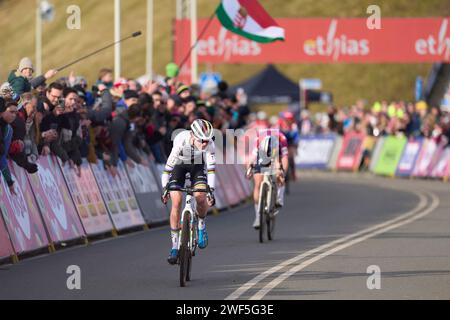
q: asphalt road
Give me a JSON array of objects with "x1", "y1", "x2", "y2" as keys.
[{"x1": 0, "y1": 172, "x2": 449, "y2": 300}]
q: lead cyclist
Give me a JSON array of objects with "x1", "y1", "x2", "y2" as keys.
[
  {"x1": 161, "y1": 119, "x2": 216, "y2": 265},
  {"x1": 246, "y1": 130, "x2": 289, "y2": 229}
]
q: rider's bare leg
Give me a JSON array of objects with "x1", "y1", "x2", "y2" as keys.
[
  {"x1": 253, "y1": 173, "x2": 263, "y2": 216},
  {"x1": 194, "y1": 191, "x2": 208, "y2": 228},
  {"x1": 169, "y1": 191, "x2": 183, "y2": 249},
  {"x1": 194, "y1": 186, "x2": 209, "y2": 248}
]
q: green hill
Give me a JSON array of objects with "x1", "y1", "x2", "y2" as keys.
[{"x1": 0, "y1": 0, "x2": 448, "y2": 106}]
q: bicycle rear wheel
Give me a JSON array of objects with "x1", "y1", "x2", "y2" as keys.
[
  {"x1": 267, "y1": 183, "x2": 277, "y2": 241},
  {"x1": 267, "y1": 212, "x2": 275, "y2": 241},
  {"x1": 179, "y1": 211, "x2": 191, "y2": 287}
]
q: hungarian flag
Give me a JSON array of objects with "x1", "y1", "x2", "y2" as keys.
[{"x1": 216, "y1": 0, "x2": 285, "y2": 43}]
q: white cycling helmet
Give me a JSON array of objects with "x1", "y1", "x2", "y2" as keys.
[
  {"x1": 257, "y1": 111, "x2": 267, "y2": 121},
  {"x1": 191, "y1": 119, "x2": 214, "y2": 141}
]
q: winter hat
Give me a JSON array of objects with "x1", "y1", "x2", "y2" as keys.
[
  {"x1": 113, "y1": 78, "x2": 128, "y2": 88},
  {"x1": 18, "y1": 57, "x2": 34, "y2": 72},
  {"x1": 169, "y1": 94, "x2": 183, "y2": 106},
  {"x1": 176, "y1": 85, "x2": 190, "y2": 96},
  {"x1": 123, "y1": 90, "x2": 139, "y2": 100},
  {"x1": 196, "y1": 100, "x2": 206, "y2": 108}
]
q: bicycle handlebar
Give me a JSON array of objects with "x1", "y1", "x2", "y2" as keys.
[
  {"x1": 166, "y1": 186, "x2": 210, "y2": 193},
  {"x1": 164, "y1": 186, "x2": 215, "y2": 206}
]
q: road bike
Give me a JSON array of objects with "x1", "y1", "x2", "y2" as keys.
[
  {"x1": 167, "y1": 186, "x2": 208, "y2": 287},
  {"x1": 248, "y1": 166, "x2": 278, "y2": 243}
]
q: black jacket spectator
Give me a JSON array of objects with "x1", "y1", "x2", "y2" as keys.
[{"x1": 108, "y1": 104, "x2": 143, "y2": 166}]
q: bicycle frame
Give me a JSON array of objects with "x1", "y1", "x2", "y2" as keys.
[
  {"x1": 178, "y1": 192, "x2": 198, "y2": 255},
  {"x1": 255, "y1": 165, "x2": 278, "y2": 243},
  {"x1": 168, "y1": 187, "x2": 209, "y2": 253},
  {"x1": 168, "y1": 187, "x2": 208, "y2": 287},
  {"x1": 258, "y1": 167, "x2": 278, "y2": 216}
]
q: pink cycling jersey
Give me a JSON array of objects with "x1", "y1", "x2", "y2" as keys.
[{"x1": 252, "y1": 129, "x2": 289, "y2": 159}]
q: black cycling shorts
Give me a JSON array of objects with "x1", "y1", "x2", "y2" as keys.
[
  {"x1": 253, "y1": 152, "x2": 273, "y2": 174},
  {"x1": 168, "y1": 164, "x2": 207, "y2": 189}
]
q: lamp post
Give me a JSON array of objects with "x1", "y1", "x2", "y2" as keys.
[
  {"x1": 114, "y1": 0, "x2": 121, "y2": 80},
  {"x1": 190, "y1": 0, "x2": 198, "y2": 84},
  {"x1": 36, "y1": 0, "x2": 54, "y2": 75},
  {"x1": 146, "y1": 0, "x2": 153, "y2": 79}
]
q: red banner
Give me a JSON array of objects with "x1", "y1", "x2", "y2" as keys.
[
  {"x1": 175, "y1": 18, "x2": 449, "y2": 79},
  {"x1": 336, "y1": 132, "x2": 366, "y2": 171},
  {"x1": 0, "y1": 161, "x2": 49, "y2": 254},
  {"x1": 27, "y1": 156, "x2": 85, "y2": 243}
]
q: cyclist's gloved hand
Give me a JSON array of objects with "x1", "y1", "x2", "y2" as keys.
[
  {"x1": 161, "y1": 186, "x2": 170, "y2": 204},
  {"x1": 207, "y1": 187, "x2": 216, "y2": 207},
  {"x1": 276, "y1": 168, "x2": 286, "y2": 186}
]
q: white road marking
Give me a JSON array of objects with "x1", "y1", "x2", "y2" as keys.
[
  {"x1": 226, "y1": 190, "x2": 429, "y2": 300},
  {"x1": 249, "y1": 192, "x2": 439, "y2": 300}
]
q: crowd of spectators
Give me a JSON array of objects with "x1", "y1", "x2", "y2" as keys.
[
  {"x1": 299, "y1": 99, "x2": 450, "y2": 144},
  {"x1": 1, "y1": 56, "x2": 449, "y2": 193},
  {"x1": 0, "y1": 57, "x2": 251, "y2": 193}
]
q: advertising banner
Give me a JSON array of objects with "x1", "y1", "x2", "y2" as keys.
[
  {"x1": 212, "y1": 171, "x2": 228, "y2": 210},
  {"x1": 0, "y1": 161, "x2": 49, "y2": 254},
  {"x1": 296, "y1": 135, "x2": 336, "y2": 169},
  {"x1": 152, "y1": 163, "x2": 166, "y2": 184},
  {"x1": 216, "y1": 164, "x2": 241, "y2": 206},
  {"x1": 336, "y1": 132, "x2": 366, "y2": 171},
  {"x1": 0, "y1": 215, "x2": 14, "y2": 260},
  {"x1": 27, "y1": 156, "x2": 85, "y2": 243},
  {"x1": 91, "y1": 161, "x2": 145, "y2": 230},
  {"x1": 429, "y1": 146, "x2": 450, "y2": 178},
  {"x1": 327, "y1": 136, "x2": 343, "y2": 170},
  {"x1": 373, "y1": 136, "x2": 407, "y2": 176},
  {"x1": 224, "y1": 165, "x2": 246, "y2": 201},
  {"x1": 175, "y1": 18, "x2": 450, "y2": 67},
  {"x1": 369, "y1": 137, "x2": 386, "y2": 172},
  {"x1": 59, "y1": 159, "x2": 113, "y2": 235},
  {"x1": 126, "y1": 162, "x2": 169, "y2": 224},
  {"x1": 396, "y1": 139, "x2": 423, "y2": 176},
  {"x1": 412, "y1": 139, "x2": 438, "y2": 177},
  {"x1": 233, "y1": 164, "x2": 252, "y2": 198}
]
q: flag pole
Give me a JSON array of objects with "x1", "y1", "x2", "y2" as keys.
[
  {"x1": 146, "y1": 0, "x2": 153, "y2": 79},
  {"x1": 114, "y1": 0, "x2": 121, "y2": 80},
  {"x1": 190, "y1": 0, "x2": 198, "y2": 84},
  {"x1": 36, "y1": 0, "x2": 42, "y2": 75},
  {"x1": 178, "y1": 8, "x2": 216, "y2": 72}
]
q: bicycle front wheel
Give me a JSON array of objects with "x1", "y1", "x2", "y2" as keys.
[
  {"x1": 179, "y1": 211, "x2": 191, "y2": 287},
  {"x1": 258, "y1": 184, "x2": 268, "y2": 243},
  {"x1": 186, "y1": 223, "x2": 196, "y2": 282}
]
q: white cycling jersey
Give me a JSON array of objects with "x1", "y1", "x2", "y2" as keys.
[{"x1": 161, "y1": 130, "x2": 216, "y2": 189}]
